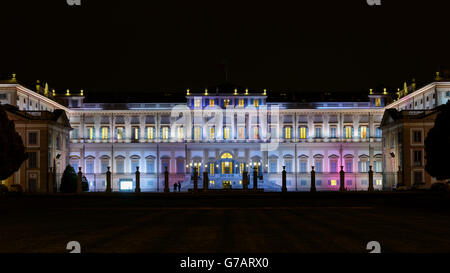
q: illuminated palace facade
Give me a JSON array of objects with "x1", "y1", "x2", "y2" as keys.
[{"x1": 1, "y1": 75, "x2": 449, "y2": 192}]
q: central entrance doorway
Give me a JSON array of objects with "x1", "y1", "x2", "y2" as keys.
[{"x1": 222, "y1": 180, "x2": 232, "y2": 189}]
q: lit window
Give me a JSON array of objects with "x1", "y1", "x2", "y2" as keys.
[
  {"x1": 223, "y1": 127, "x2": 230, "y2": 140},
  {"x1": 253, "y1": 127, "x2": 259, "y2": 139},
  {"x1": 375, "y1": 98, "x2": 381, "y2": 107},
  {"x1": 177, "y1": 127, "x2": 184, "y2": 140},
  {"x1": 224, "y1": 99, "x2": 230, "y2": 107},
  {"x1": 345, "y1": 126, "x2": 353, "y2": 139},
  {"x1": 87, "y1": 127, "x2": 94, "y2": 140},
  {"x1": 300, "y1": 127, "x2": 308, "y2": 139},
  {"x1": 209, "y1": 127, "x2": 215, "y2": 140},
  {"x1": 239, "y1": 99, "x2": 244, "y2": 107},
  {"x1": 209, "y1": 99, "x2": 215, "y2": 107},
  {"x1": 101, "y1": 127, "x2": 109, "y2": 140},
  {"x1": 162, "y1": 127, "x2": 169, "y2": 139},
  {"x1": 132, "y1": 127, "x2": 139, "y2": 140},
  {"x1": 376, "y1": 179, "x2": 382, "y2": 186},
  {"x1": 194, "y1": 99, "x2": 201, "y2": 108},
  {"x1": 238, "y1": 127, "x2": 245, "y2": 139},
  {"x1": 146, "y1": 127, "x2": 154, "y2": 140},
  {"x1": 253, "y1": 99, "x2": 259, "y2": 107},
  {"x1": 239, "y1": 163, "x2": 244, "y2": 174},
  {"x1": 331, "y1": 180, "x2": 337, "y2": 186},
  {"x1": 116, "y1": 127, "x2": 124, "y2": 140},
  {"x1": 194, "y1": 127, "x2": 201, "y2": 140},
  {"x1": 360, "y1": 126, "x2": 368, "y2": 139},
  {"x1": 285, "y1": 127, "x2": 292, "y2": 139},
  {"x1": 210, "y1": 180, "x2": 215, "y2": 185},
  {"x1": 209, "y1": 163, "x2": 215, "y2": 175}
]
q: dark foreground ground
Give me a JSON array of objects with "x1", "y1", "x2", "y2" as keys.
[{"x1": 0, "y1": 192, "x2": 449, "y2": 253}]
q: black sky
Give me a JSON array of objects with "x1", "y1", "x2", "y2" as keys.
[{"x1": 1, "y1": 0, "x2": 449, "y2": 100}]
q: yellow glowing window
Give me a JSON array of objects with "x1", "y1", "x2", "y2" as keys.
[
  {"x1": 194, "y1": 99, "x2": 201, "y2": 108},
  {"x1": 345, "y1": 126, "x2": 353, "y2": 139},
  {"x1": 253, "y1": 127, "x2": 259, "y2": 139},
  {"x1": 116, "y1": 127, "x2": 124, "y2": 140},
  {"x1": 376, "y1": 179, "x2": 382, "y2": 186},
  {"x1": 223, "y1": 127, "x2": 230, "y2": 140},
  {"x1": 210, "y1": 180, "x2": 215, "y2": 185},
  {"x1": 209, "y1": 127, "x2": 215, "y2": 139},
  {"x1": 222, "y1": 161, "x2": 232, "y2": 174},
  {"x1": 88, "y1": 127, "x2": 94, "y2": 140},
  {"x1": 375, "y1": 98, "x2": 381, "y2": 107},
  {"x1": 209, "y1": 99, "x2": 215, "y2": 107},
  {"x1": 360, "y1": 126, "x2": 367, "y2": 139},
  {"x1": 162, "y1": 127, "x2": 169, "y2": 139},
  {"x1": 101, "y1": 127, "x2": 109, "y2": 140},
  {"x1": 239, "y1": 99, "x2": 244, "y2": 107},
  {"x1": 300, "y1": 127, "x2": 307, "y2": 139},
  {"x1": 133, "y1": 127, "x2": 139, "y2": 140},
  {"x1": 331, "y1": 180, "x2": 337, "y2": 186},
  {"x1": 239, "y1": 163, "x2": 244, "y2": 174},
  {"x1": 224, "y1": 99, "x2": 230, "y2": 107},
  {"x1": 238, "y1": 127, "x2": 245, "y2": 139},
  {"x1": 253, "y1": 99, "x2": 259, "y2": 107},
  {"x1": 285, "y1": 127, "x2": 291, "y2": 139},
  {"x1": 177, "y1": 127, "x2": 184, "y2": 139},
  {"x1": 147, "y1": 127, "x2": 154, "y2": 140},
  {"x1": 210, "y1": 163, "x2": 215, "y2": 175},
  {"x1": 194, "y1": 127, "x2": 201, "y2": 140}
]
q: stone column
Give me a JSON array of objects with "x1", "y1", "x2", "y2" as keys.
[
  {"x1": 253, "y1": 166, "x2": 258, "y2": 191},
  {"x1": 48, "y1": 167, "x2": 54, "y2": 194},
  {"x1": 164, "y1": 166, "x2": 169, "y2": 193},
  {"x1": 397, "y1": 165, "x2": 403, "y2": 187},
  {"x1": 203, "y1": 169, "x2": 208, "y2": 192},
  {"x1": 77, "y1": 167, "x2": 83, "y2": 194},
  {"x1": 135, "y1": 166, "x2": 141, "y2": 193},
  {"x1": 193, "y1": 167, "x2": 198, "y2": 193},
  {"x1": 368, "y1": 165, "x2": 374, "y2": 192},
  {"x1": 339, "y1": 166, "x2": 345, "y2": 192},
  {"x1": 242, "y1": 170, "x2": 248, "y2": 190},
  {"x1": 281, "y1": 166, "x2": 287, "y2": 193},
  {"x1": 310, "y1": 166, "x2": 316, "y2": 192},
  {"x1": 106, "y1": 166, "x2": 112, "y2": 193}
]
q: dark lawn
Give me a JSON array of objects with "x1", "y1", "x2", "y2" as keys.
[{"x1": 0, "y1": 192, "x2": 449, "y2": 253}]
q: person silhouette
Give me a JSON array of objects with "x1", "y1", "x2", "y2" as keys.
[
  {"x1": 174, "y1": 183, "x2": 178, "y2": 192},
  {"x1": 178, "y1": 181, "x2": 181, "y2": 192}
]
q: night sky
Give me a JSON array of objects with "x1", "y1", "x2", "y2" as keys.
[{"x1": 1, "y1": 0, "x2": 450, "y2": 101}]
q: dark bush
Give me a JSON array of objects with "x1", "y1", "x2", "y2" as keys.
[{"x1": 60, "y1": 165, "x2": 78, "y2": 193}]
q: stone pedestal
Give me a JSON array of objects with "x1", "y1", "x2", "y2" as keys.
[
  {"x1": 193, "y1": 167, "x2": 198, "y2": 193},
  {"x1": 339, "y1": 166, "x2": 345, "y2": 192},
  {"x1": 164, "y1": 167, "x2": 169, "y2": 193},
  {"x1": 106, "y1": 167, "x2": 112, "y2": 193},
  {"x1": 281, "y1": 166, "x2": 287, "y2": 193},
  {"x1": 48, "y1": 167, "x2": 54, "y2": 194},
  {"x1": 368, "y1": 166, "x2": 374, "y2": 192},
  {"x1": 243, "y1": 170, "x2": 248, "y2": 190},
  {"x1": 253, "y1": 167, "x2": 258, "y2": 191},
  {"x1": 77, "y1": 167, "x2": 83, "y2": 194},
  {"x1": 203, "y1": 171, "x2": 208, "y2": 192},
  {"x1": 310, "y1": 166, "x2": 316, "y2": 193},
  {"x1": 135, "y1": 167, "x2": 141, "y2": 193}
]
